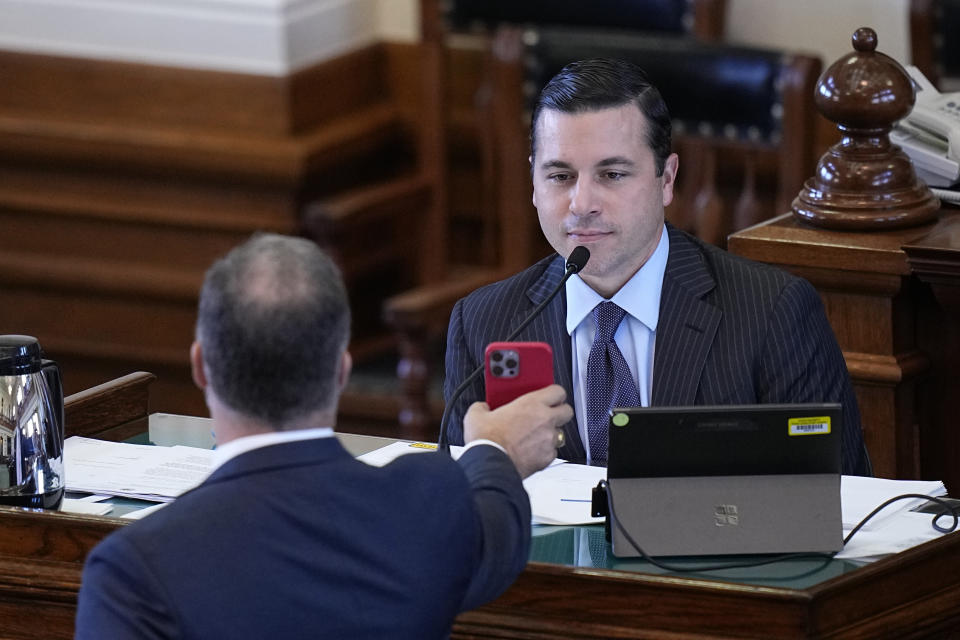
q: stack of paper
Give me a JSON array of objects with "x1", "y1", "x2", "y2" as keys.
[
  {"x1": 836, "y1": 475, "x2": 950, "y2": 561},
  {"x1": 841, "y1": 476, "x2": 947, "y2": 529},
  {"x1": 64, "y1": 436, "x2": 215, "y2": 502}
]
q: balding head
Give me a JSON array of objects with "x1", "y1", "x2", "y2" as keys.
[{"x1": 195, "y1": 233, "x2": 350, "y2": 428}]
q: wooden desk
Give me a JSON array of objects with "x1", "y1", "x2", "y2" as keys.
[
  {"x1": 3, "y1": 376, "x2": 960, "y2": 639},
  {"x1": 460, "y1": 532, "x2": 960, "y2": 638},
  {"x1": 729, "y1": 210, "x2": 960, "y2": 495}
]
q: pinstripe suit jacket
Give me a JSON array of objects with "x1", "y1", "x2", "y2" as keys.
[{"x1": 444, "y1": 224, "x2": 870, "y2": 476}]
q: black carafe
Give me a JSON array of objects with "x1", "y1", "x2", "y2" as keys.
[{"x1": 0, "y1": 336, "x2": 65, "y2": 510}]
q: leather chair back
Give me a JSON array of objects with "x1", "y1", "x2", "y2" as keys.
[
  {"x1": 447, "y1": 0, "x2": 698, "y2": 34},
  {"x1": 526, "y1": 28, "x2": 789, "y2": 148},
  {"x1": 489, "y1": 25, "x2": 821, "y2": 246}
]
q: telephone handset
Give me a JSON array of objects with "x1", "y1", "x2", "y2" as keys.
[
  {"x1": 891, "y1": 65, "x2": 960, "y2": 187},
  {"x1": 905, "y1": 65, "x2": 960, "y2": 157}
]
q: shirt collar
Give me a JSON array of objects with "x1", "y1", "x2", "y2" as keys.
[
  {"x1": 212, "y1": 427, "x2": 335, "y2": 472},
  {"x1": 565, "y1": 224, "x2": 670, "y2": 333}
]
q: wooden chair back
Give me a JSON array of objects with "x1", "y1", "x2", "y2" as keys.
[{"x1": 910, "y1": 0, "x2": 960, "y2": 91}]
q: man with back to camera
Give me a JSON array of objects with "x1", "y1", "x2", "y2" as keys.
[
  {"x1": 74, "y1": 233, "x2": 573, "y2": 640},
  {"x1": 443, "y1": 58, "x2": 871, "y2": 476}
]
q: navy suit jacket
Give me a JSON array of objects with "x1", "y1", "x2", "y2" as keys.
[
  {"x1": 445, "y1": 224, "x2": 870, "y2": 476},
  {"x1": 75, "y1": 438, "x2": 530, "y2": 640}
]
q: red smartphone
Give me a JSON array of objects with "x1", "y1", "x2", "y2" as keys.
[{"x1": 484, "y1": 342, "x2": 554, "y2": 410}]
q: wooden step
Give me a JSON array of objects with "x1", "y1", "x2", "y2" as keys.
[
  {"x1": 0, "y1": 249, "x2": 201, "y2": 301},
  {"x1": 0, "y1": 163, "x2": 295, "y2": 232},
  {"x1": 0, "y1": 102, "x2": 408, "y2": 185}
]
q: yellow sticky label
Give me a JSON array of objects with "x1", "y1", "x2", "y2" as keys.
[
  {"x1": 612, "y1": 413, "x2": 630, "y2": 427},
  {"x1": 788, "y1": 416, "x2": 831, "y2": 436},
  {"x1": 409, "y1": 442, "x2": 438, "y2": 450}
]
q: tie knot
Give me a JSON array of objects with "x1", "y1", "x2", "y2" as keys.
[{"x1": 592, "y1": 301, "x2": 628, "y2": 343}]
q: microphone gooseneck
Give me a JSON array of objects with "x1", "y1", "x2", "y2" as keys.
[{"x1": 437, "y1": 247, "x2": 590, "y2": 452}]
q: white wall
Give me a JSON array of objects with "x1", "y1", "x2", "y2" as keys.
[
  {"x1": 0, "y1": 0, "x2": 913, "y2": 74},
  {"x1": 377, "y1": 0, "x2": 419, "y2": 41},
  {"x1": 726, "y1": 0, "x2": 910, "y2": 66},
  {"x1": 0, "y1": 0, "x2": 380, "y2": 75}
]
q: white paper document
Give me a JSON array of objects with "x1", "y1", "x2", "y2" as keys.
[
  {"x1": 356, "y1": 441, "x2": 455, "y2": 466},
  {"x1": 121, "y1": 503, "x2": 169, "y2": 520},
  {"x1": 523, "y1": 462, "x2": 606, "y2": 525},
  {"x1": 64, "y1": 436, "x2": 215, "y2": 502},
  {"x1": 357, "y1": 442, "x2": 597, "y2": 525},
  {"x1": 837, "y1": 475, "x2": 951, "y2": 560},
  {"x1": 841, "y1": 475, "x2": 947, "y2": 530},
  {"x1": 837, "y1": 509, "x2": 953, "y2": 561},
  {"x1": 60, "y1": 498, "x2": 113, "y2": 516}
]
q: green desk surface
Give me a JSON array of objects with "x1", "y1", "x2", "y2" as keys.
[{"x1": 96, "y1": 413, "x2": 870, "y2": 590}]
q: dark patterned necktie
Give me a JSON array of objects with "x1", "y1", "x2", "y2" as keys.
[{"x1": 586, "y1": 302, "x2": 640, "y2": 465}]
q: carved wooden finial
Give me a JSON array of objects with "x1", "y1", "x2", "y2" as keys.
[
  {"x1": 851, "y1": 26, "x2": 877, "y2": 52},
  {"x1": 792, "y1": 27, "x2": 940, "y2": 230}
]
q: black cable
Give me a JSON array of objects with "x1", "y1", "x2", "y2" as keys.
[
  {"x1": 437, "y1": 368, "x2": 483, "y2": 454},
  {"x1": 602, "y1": 481, "x2": 959, "y2": 573},
  {"x1": 437, "y1": 248, "x2": 589, "y2": 453},
  {"x1": 842, "y1": 493, "x2": 958, "y2": 543}
]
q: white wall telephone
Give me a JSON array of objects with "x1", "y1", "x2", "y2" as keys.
[{"x1": 891, "y1": 65, "x2": 960, "y2": 188}]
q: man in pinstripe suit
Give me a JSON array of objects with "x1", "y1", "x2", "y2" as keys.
[{"x1": 444, "y1": 58, "x2": 871, "y2": 476}]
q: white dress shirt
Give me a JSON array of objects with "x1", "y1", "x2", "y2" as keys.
[
  {"x1": 565, "y1": 225, "x2": 670, "y2": 464},
  {"x1": 211, "y1": 427, "x2": 335, "y2": 472},
  {"x1": 212, "y1": 427, "x2": 506, "y2": 473}
]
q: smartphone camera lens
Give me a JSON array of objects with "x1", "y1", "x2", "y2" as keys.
[{"x1": 489, "y1": 349, "x2": 519, "y2": 378}]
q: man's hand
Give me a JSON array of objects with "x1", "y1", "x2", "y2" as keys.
[{"x1": 463, "y1": 385, "x2": 573, "y2": 478}]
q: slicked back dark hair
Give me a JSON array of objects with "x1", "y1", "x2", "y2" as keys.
[
  {"x1": 530, "y1": 58, "x2": 672, "y2": 176},
  {"x1": 196, "y1": 233, "x2": 350, "y2": 428}
]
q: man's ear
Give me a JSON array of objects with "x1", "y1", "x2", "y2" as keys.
[
  {"x1": 190, "y1": 341, "x2": 207, "y2": 390},
  {"x1": 661, "y1": 153, "x2": 679, "y2": 207},
  {"x1": 337, "y1": 351, "x2": 352, "y2": 393},
  {"x1": 530, "y1": 155, "x2": 539, "y2": 209}
]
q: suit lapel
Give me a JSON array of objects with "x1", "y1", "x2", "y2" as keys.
[
  {"x1": 652, "y1": 226, "x2": 721, "y2": 406},
  {"x1": 523, "y1": 256, "x2": 585, "y2": 462}
]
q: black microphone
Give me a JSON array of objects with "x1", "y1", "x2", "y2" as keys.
[{"x1": 438, "y1": 246, "x2": 590, "y2": 452}]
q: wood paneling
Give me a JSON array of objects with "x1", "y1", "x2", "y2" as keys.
[
  {"x1": 0, "y1": 102, "x2": 407, "y2": 186},
  {"x1": 728, "y1": 210, "x2": 960, "y2": 493},
  {"x1": 0, "y1": 44, "x2": 420, "y2": 420},
  {"x1": 0, "y1": 46, "x2": 391, "y2": 136}
]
